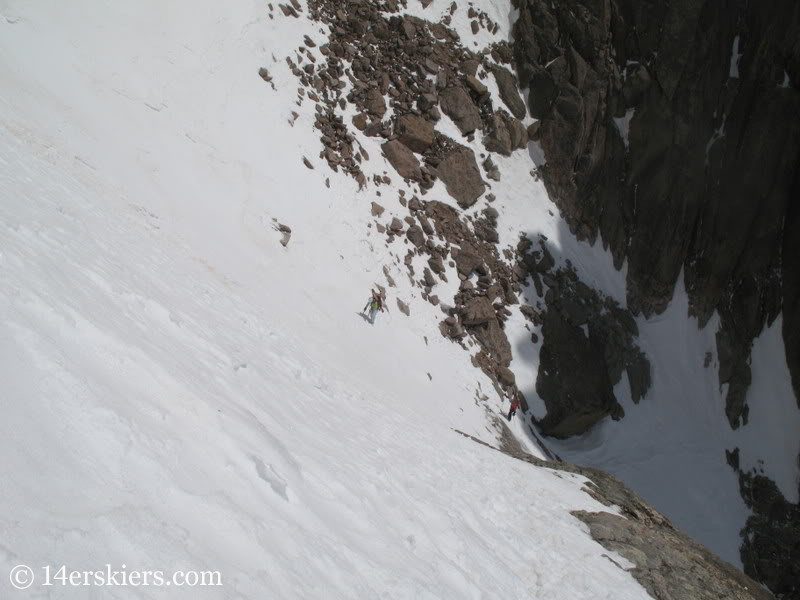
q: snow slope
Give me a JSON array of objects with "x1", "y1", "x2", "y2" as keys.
[
  {"x1": 0, "y1": 0, "x2": 651, "y2": 598},
  {"x1": 2, "y1": 0, "x2": 797, "y2": 594}
]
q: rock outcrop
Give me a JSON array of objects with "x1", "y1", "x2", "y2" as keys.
[
  {"x1": 516, "y1": 236, "x2": 651, "y2": 437},
  {"x1": 728, "y1": 453, "x2": 800, "y2": 598},
  {"x1": 458, "y1": 428, "x2": 775, "y2": 600},
  {"x1": 511, "y1": 0, "x2": 800, "y2": 429},
  {"x1": 511, "y1": 0, "x2": 800, "y2": 591}
]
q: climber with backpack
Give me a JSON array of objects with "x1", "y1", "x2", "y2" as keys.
[
  {"x1": 507, "y1": 395, "x2": 519, "y2": 421},
  {"x1": 363, "y1": 289, "x2": 385, "y2": 324}
]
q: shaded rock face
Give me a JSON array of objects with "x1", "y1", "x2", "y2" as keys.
[
  {"x1": 731, "y1": 459, "x2": 800, "y2": 598},
  {"x1": 512, "y1": 0, "x2": 799, "y2": 593},
  {"x1": 517, "y1": 236, "x2": 651, "y2": 437},
  {"x1": 536, "y1": 309, "x2": 618, "y2": 438},
  {"x1": 512, "y1": 0, "x2": 800, "y2": 428}
]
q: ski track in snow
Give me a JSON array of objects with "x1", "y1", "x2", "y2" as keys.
[{"x1": 0, "y1": 0, "x2": 797, "y2": 596}]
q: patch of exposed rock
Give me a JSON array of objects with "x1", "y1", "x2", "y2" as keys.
[
  {"x1": 282, "y1": 0, "x2": 529, "y2": 207},
  {"x1": 457, "y1": 428, "x2": 774, "y2": 600}
]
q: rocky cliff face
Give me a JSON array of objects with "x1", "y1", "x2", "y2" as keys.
[
  {"x1": 511, "y1": 0, "x2": 800, "y2": 594},
  {"x1": 512, "y1": 0, "x2": 800, "y2": 428}
]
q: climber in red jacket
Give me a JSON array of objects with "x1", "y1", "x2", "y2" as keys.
[{"x1": 507, "y1": 397, "x2": 519, "y2": 421}]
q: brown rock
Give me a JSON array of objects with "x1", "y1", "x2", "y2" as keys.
[
  {"x1": 439, "y1": 86, "x2": 482, "y2": 134},
  {"x1": 491, "y1": 66, "x2": 527, "y2": 120},
  {"x1": 454, "y1": 248, "x2": 483, "y2": 276},
  {"x1": 465, "y1": 75, "x2": 488, "y2": 96},
  {"x1": 437, "y1": 146, "x2": 485, "y2": 207},
  {"x1": 371, "y1": 202, "x2": 385, "y2": 217},
  {"x1": 382, "y1": 140, "x2": 422, "y2": 180},
  {"x1": 407, "y1": 225, "x2": 425, "y2": 247},
  {"x1": 483, "y1": 114, "x2": 513, "y2": 155},
  {"x1": 508, "y1": 117, "x2": 528, "y2": 149},
  {"x1": 419, "y1": 214, "x2": 434, "y2": 235},
  {"x1": 462, "y1": 296, "x2": 495, "y2": 325},
  {"x1": 396, "y1": 114, "x2": 435, "y2": 154},
  {"x1": 497, "y1": 366, "x2": 516, "y2": 386},
  {"x1": 428, "y1": 254, "x2": 445, "y2": 274},
  {"x1": 352, "y1": 113, "x2": 368, "y2": 131},
  {"x1": 484, "y1": 112, "x2": 529, "y2": 155},
  {"x1": 365, "y1": 88, "x2": 386, "y2": 118}
]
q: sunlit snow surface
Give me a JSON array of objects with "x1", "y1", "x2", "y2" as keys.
[
  {"x1": 0, "y1": 1, "x2": 653, "y2": 598},
  {"x1": 0, "y1": 0, "x2": 797, "y2": 597}
]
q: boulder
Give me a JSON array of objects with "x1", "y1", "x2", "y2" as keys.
[
  {"x1": 370, "y1": 202, "x2": 385, "y2": 217},
  {"x1": 483, "y1": 114, "x2": 513, "y2": 155},
  {"x1": 352, "y1": 113, "x2": 368, "y2": 131},
  {"x1": 418, "y1": 214, "x2": 434, "y2": 235},
  {"x1": 395, "y1": 114, "x2": 435, "y2": 153},
  {"x1": 461, "y1": 59, "x2": 480, "y2": 77},
  {"x1": 496, "y1": 366, "x2": 516, "y2": 387},
  {"x1": 461, "y1": 296, "x2": 495, "y2": 325},
  {"x1": 436, "y1": 145, "x2": 485, "y2": 207},
  {"x1": 381, "y1": 140, "x2": 421, "y2": 180},
  {"x1": 428, "y1": 254, "x2": 445, "y2": 274},
  {"x1": 484, "y1": 112, "x2": 528, "y2": 155},
  {"x1": 364, "y1": 88, "x2": 386, "y2": 117},
  {"x1": 491, "y1": 65, "x2": 526, "y2": 120},
  {"x1": 453, "y1": 248, "x2": 482, "y2": 276},
  {"x1": 407, "y1": 224, "x2": 425, "y2": 247},
  {"x1": 507, "y1": 118, "x2": 528, "y2": 149},
  {"x1": 423, "y1": 267, "x2": 437, "y2": 288},
  {"x1": 464, "y1": 74, "x2": 488, "y2": 96},
  {"x1": 439, "y1": 86, "x2": 482, "y2": 134}
]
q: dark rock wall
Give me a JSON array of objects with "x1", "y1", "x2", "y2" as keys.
[
  {"x1": 512, "y1": 0, "x2": 800, "y2": 594},
  {"x1": 512, "y1": 0, "x2": 800, "y2": 426}
]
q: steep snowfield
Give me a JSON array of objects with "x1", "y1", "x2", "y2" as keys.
[
  {"x1": 1, "y1": 0, "x2": 798, "y2": 595},
  {"x1": 0, "y1": 0, "x2": 651, "y2": 598}
]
